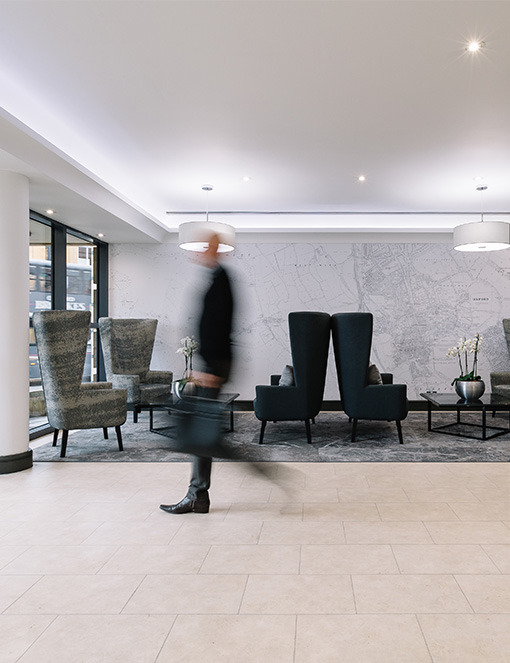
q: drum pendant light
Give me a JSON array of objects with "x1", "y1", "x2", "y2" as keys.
[
  {"x1": 178, "y1": 185, "x2": 235, "y2": 253},
  {"x1": 454, "y1": 186, "x2": 510, "y2": 252}
]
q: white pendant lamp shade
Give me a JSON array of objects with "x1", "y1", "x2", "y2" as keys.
[
  {"x1": 178, "y1": 185, "x2": 235, "y2": 253},
  {"x1": 178, "y1": 220, "x2": 235, "y2": 253},
  {"x1": 453, "y1": 220, "x2": 510, "y2": 252}
]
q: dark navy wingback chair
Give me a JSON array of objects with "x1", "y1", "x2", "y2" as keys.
[
  {"x1": 253, "y1": 311, "x2": 331, "y2": 444},
  {"x1": 331, "y1": 312, "x2": 408, "y2": 444}
]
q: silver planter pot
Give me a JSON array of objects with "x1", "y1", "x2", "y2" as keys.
[{"x1": 455, "y1": 379, "x2": 485, "y2": 401}]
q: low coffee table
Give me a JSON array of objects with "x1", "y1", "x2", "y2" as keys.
[
  {"x1": 420, "y1": 392, "x2": 510, "y2": 441},
  {"x1": 137, "y1": 392, "x2": 240, "y2": 434}
]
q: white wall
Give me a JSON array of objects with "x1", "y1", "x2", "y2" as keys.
[{"x1": 110, "y1": 238, "x2": 510, "y2": 401}]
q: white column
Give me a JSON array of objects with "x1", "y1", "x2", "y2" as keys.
[{"x1": 0, "y1": 171, "x2": 32, "y2": 473}]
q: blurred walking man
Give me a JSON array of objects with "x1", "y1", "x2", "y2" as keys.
[{"x1": 160, "y1": 233, "x2": 234, "y2": 514}]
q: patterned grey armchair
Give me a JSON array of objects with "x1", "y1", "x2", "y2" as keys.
[
  {"x1": 98, "y1": 317, "x2": 173, "y2": 421},
  {"x1": 33, "y1": 310, "x2": 127, "y2": 458},
  {"x1": 490, "y1": 319, "x2": 510, "y2": 399}
]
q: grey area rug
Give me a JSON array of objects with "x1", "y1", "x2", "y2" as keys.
[{"x1": 32, "y1": 411, "x2": 510, "y2": 462}]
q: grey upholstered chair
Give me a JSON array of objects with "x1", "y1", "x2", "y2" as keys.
[
  {"x1": 254, "y1": 311, "x2": 331, "y2": 444},
  {"x1": 33, "y1": 310, "x2": 127, "y2": 458},
  {"x1": 331, "y1": 312, "x2": 408, "y2": 444},
  {"x1": 490, "y1": 319, "x2": 510, "y2": 399},
  {"x1": 98, "y1": 318, "x2": 173, "y2": 421}
]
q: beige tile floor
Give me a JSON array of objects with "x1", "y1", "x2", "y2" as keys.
[{"x1": 0, "y1": 455, "x2": 509, "y2": 662}]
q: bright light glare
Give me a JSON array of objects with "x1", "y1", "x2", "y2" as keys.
[
  {"x1": 455, "y1": 242, "x2": 509, "y2": 252},
  {"x1": 358, "y1": 175, "x2": 366, "y2": 182},
  {"x1": 179, "y1": 241, "x2": 234, "y2": 253},
  {"x1": 467, "y1": 40, "x2": 485, "y2": 52}
]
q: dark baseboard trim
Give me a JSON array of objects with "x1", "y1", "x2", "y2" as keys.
[
  {"x1": 236, "y1": 400, "x2": 429, "y2": 412},
  {"x1": 0, "y1": 449, "x2": 33, "y2": 475}
]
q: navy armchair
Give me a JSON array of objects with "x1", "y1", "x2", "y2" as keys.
[
  {"x1": 254, "y1": 311, "x2": 331, "y2": 444},
  {"x1": 331, "y1": 312, "x2": 408, "y2": 444}
]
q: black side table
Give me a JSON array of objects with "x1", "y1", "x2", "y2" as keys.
[{"x1": 420, "y1": 392, "x2": 510, "y2": 441}]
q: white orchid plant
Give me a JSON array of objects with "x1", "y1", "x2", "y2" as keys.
[
  {"x1": 446, "y1": 333, "x2": 482, "y2": 385},
  {"x1": 176, "y1": 335, "x2": 199, "y2": 379}
]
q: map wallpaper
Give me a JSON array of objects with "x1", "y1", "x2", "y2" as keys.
[{"x1": 110, "y1": 241, "x2": 510, "y2": 401}]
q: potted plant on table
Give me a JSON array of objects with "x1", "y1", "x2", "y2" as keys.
[
  {"x1": 173, "y1": 335, "x2": 199, "y2": 398},
  {"x1": 446, "y1": 333, "x2": 484, "y2": 401}
]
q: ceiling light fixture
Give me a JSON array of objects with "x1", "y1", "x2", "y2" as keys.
[
  {"x1": 178, "y1": 185, "x2": 235, "y2": 253},
  {"x1": 46, "y1": 209, "x2": 54, "y2": 215},
  {"x1": 242, "y1": 176, "x2": 251, "y2": 182},
  {"x1": 453, "y1": 186, "x2": 510, "y2": 252},
  {"x1": 358, "y1": 175, "x2": 366, "y2": 182}
]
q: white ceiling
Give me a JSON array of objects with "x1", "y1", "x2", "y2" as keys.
[{"x1": 0, "y1": 0, "x2": 509, "y2": 242}]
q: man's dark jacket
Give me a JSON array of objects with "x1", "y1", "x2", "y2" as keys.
[{"x1": 198, "y1": 264, "x2": 234, "y2": 369}]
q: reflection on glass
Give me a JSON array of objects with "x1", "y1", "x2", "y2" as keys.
[
  {"x1": 66, "y1": 233, "x2": 97, "y2": 382},
  {"x1": 29, "y1": 219, "x2": 52, "y2": 430}
]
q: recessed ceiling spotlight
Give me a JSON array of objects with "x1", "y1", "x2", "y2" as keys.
[
  {"x1": 242, "y1": 176, "x2": 251, "y2": 182},
  {"x1": 97, "y1": 233, "x2": 104, "y2": 238},
  {"x1": 473, "y1": 176, "x2": 484, "y2": 182},
  {"x1": 358, "y1": 175, "x2": 366, "y2": 182},
  {"x1": 466, "y1": 40, "x2": 485, "y2": 52},
  {"x1": 46, "y1": 209, "x2": 54, "y2": 215}
]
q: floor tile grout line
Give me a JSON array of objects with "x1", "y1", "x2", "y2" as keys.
[
  {"x1": 93, "y1": 544, "x2": 122, "y2": 575},
  {"x1": 480, "y1": 543, "x2": 506, "y2": 574},
  {"x1": 153, "y1": 614, "x2": 178, "y2": 663},
  {"x1": 13, "y1": 614, "x2": 59, "y2": 663},
  {"x1": 414, "y1": 613, "x2": 435, "y2": 663},
  {"x1": 118, "y1": 573, "x2": 148, "y2": 615},
  {"x1": 451, "y1": 574, "x2": 477, "y2": 614},
  {"x1": 237, "y1": 573, "x2": 251, "y2": 615},
  {"x1": 389, "y1": 542, "x2": 404, "y2": 574},
  {"x1": 1, "y1": 574, "x2": 43, "y2": 614},
  {"x1": 196, "y1": 544, "x2": 213, "y2": 574}
]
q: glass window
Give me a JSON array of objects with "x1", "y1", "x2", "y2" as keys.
[
  {"x1": 29, "y1": 219, "x2": 52, "y2": 431},
  {"x1": 67, "y1": 233, "x2": 97, "y2": 382},
  {"x1": 29, "y1": 216, "x2": 106, "y2": 436},
  {"x1": 29, "y1": 264, "x2": 37, "y2": 292},
  {"x1": 40, "y1": 265, "x2": 52, "y2": 292}
]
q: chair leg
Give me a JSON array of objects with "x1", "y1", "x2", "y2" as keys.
[
  {"x1": 115, "y1": 426, "x2": 124, "y2": 451},
  {"x1": 133, "y1": 406, "x2": 139, "y2": 424},
  {"x1": 305, "y1": 419, "x2": 312, "y2": 444},
  {"x1": 60, "y1": 430, "x2": 68, "y2": 458},
  {"x1": 351, "y1": 418, "x2": 358, "y2": 443},
  {"x1": 259, "y1": 421, "x2": 267, "y2": 444},
  {"x1": 52, "y1": 429, "x2": 59, "y2": 447},
  {"x1": 396, "y1": 420, "x2": 404, "y2": 444},
  {"x1": 103, "y1": 427, "x2": 108, "y2": 439}
]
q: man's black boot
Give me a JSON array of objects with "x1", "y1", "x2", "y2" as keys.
[{"x1": 159, "y1": 494, "x2": 210, "y2": 514}]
